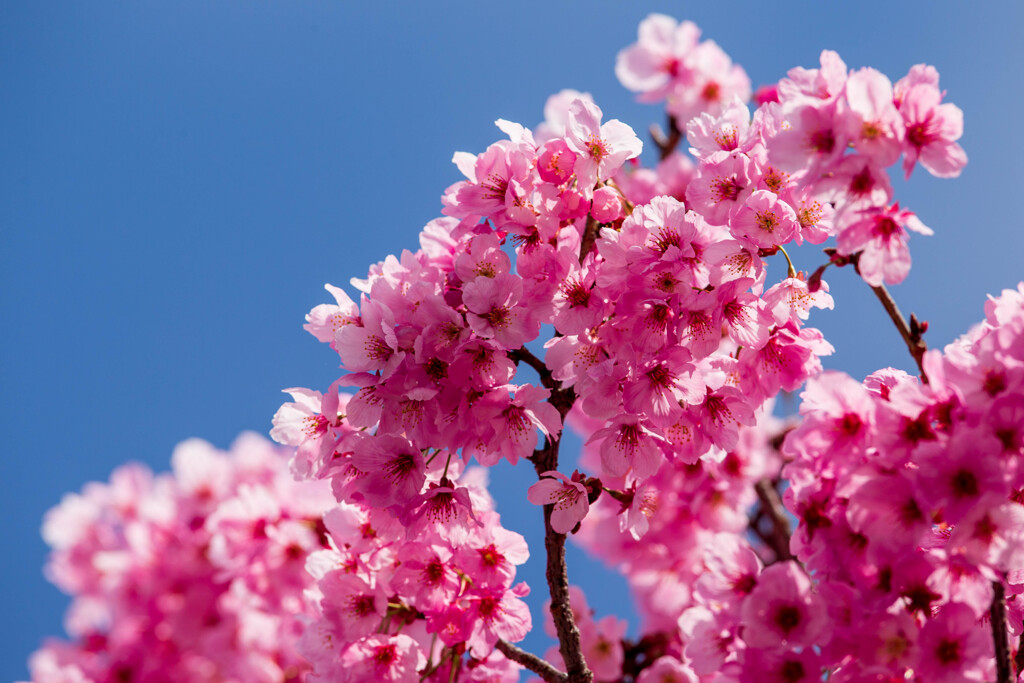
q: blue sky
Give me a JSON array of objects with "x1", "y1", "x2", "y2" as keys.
[{"x1": 2, "y1": 2, "x2": 1022, "y2": 679}]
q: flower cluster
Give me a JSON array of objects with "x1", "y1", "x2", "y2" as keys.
[
  {"x1": 27, "y1": 12, "x2": 1004, "y2": 683},
  {"x1": 679, "y1": 48, "x2": 964, "y2": 287},
  {"x1": 557, "y1": 286, "x2": 1024, "y2": 683},
  {"x1": 616, "y1": 14, "x2": 752, "y2": 129},
  {"x1": 280, "y1": 77, "x2": 851, "y2": 548},
  {"x1": 571, "y1": 406, "x2": 787, "y2": 633},
  {"x1": 267, "y1": 12, "x2": 973, "y2": 682},
  {"x1": 26, "y1": 434, "x2": 334, "y2": 683},
  {"x1": 296, "y1": 462, "x2": 531, "y2": 682},
  {"x1": 770, "y1": 284, "x2": 1024, "y2": 681}
]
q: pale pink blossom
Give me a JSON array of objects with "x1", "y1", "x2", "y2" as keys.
[
  {"x1": 841, "y1": 67, "x2": 904, "y2": 166},
  {"x1": 527, "y1": 470, "x2": 591, "y2": 534},
  {"x1": 565, "y1": 98, "x2": 643, "y2": 190},
  {"x1": 305, "y1": 283, "x2": 360, "y2": 343},
  {"x1": 615, "y1": 14, "x2": 701, "y2": 101},
  {"x1": 896, "y1": 64, "x2": 967, "y2": 178}
]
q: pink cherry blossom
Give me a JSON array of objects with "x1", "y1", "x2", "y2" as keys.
[
  {"x1": 29, "y1": 16, "x2": 1000, "y2": 683},
  {"x1": 732, "y1": 190, "x2": 799, "y2": 248},
  {"x1": 615, "y1": 14, "x2": 701, "y2": 101},
  {"x1": 836, "y1": 203, "x2": 932, "y2": 286},
  {"x1": 565, "y1": 98, "x2": 643, "y2": 191},
  {"x1": 527, "y1": 470, "x2": 592, "y2": 534},
  {"x1": 740, "y1": 561, "x2": 827, "y2": 649},
  {"x1": 896, "y1": 64, "x2": 968, "y2": 179},
  {"x1": 916, "y1": 603, "x2": 993, "y2": 682},
  {"x1": 841, "y1": 67, "x2": 905, "y2": 166}
]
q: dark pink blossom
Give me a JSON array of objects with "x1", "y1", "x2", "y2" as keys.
[
  {"x1": 339, "y1": 634, "x2": 426, "y2": 683},
  {"x1": 740, "y1": 562, "x2": 827, "y2": 649},
  {"x1": 916, "y1": 602, "x2": 993, "y2": 682}
]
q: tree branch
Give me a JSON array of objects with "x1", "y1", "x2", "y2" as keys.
[
  {"x1": 650, "y1": 114, "x2": 682, "y2": 161},
  {"x1": 810, "y1": 249, "x2": 930, "y2": 383},
  {"x1": 1015, "y1": 631, "x2": 1024, "y2": 680},
  {"x1": 579, "y1": 213, "x2": 600, "y2": 266},
  {"x1": 538, "y1": 503, "x2": 591, "y2": 683},
  {"x1": 528, "y1": 382, "x2": 592, "y2": 683},
  {"x1": 990, "y1": 581, "x2": 1012, "y2": 683},
  {"x1": 754, "y1": 479, "x2": 794, "y2": 563},
  {"x1": 496, "y1": 640, "x2": 566, "y2": 683},
  {"x1": 868, "y1": 282, "x2": 929, "y2": 383},
  {"x1": 510, "y1": 346, "x2": 557, "y2": 391}
]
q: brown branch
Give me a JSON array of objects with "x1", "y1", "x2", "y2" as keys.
[
  {"x1": 579, "y1": 213, "x2": 600, "y2": 266},
  {"x1": 754, "y1": 479, "x2": 794, "y2": 563},
  {"x1": 868, "y1": 282, "x2": 929, "y2": 383},
  {"x1": 650, "y1": 114, "x2": 682, "y2": 161},
  {"x1": 496, "y1": 640, "x2": 566, "y2": 683},
  {"x1": 619, "y1": 632, "x2": 670, "y2": 680},
  {"x1": 811, "y1": 248, "x2": 930, "y2": 383},
  {"x1": 509, "y1": 346, "x2": 557, "y2": 391},
  {"x1": 528, "y1": 381, "x2": 591, "y2": 683},
  {"x1": 539, "y1": 502, "x2": 592, "y2": 683},
  {"x1": 1015, "y1": 631, "x2": 1024, "y2": 679},
  {"x1": 991, "y1": 581, "x2": 1012, "y2": 683},
  {"x1": 509, "y1": 302, "x2": 590, "y2": 680}
]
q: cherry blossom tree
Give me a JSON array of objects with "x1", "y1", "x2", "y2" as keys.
[{"x1": 25, "y1": 13, "x2": 1024, "y2": 683}]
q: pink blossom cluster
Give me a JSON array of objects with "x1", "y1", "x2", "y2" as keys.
[
  {"x1": 267, "y1": 13, "x2": 974, "y2": 681},
  {"x1": 662, "y1": 46, "x2": 966, "y2": 287},
  {"x1": 551, "y1": 285, "x2": 1024, "y2": 682},
  {"x1": 25, "y1": 12, "x2": 997, "y2": 683},
  {"x1": 768, "y1": 283, "x2": 1024, "y2": 681},
  {"x1": 279, "y1": 81, "x2": 843, "y2": 541},
  {"x1": 616, "y1": 14, "x2": 752, "y2": 130},
  {"x1": 297, "y1": 466, "x2": 529, "y2": 682},
  {"x1": 571, "y1": 407, "x2": 786, "y2": 632},
  {"x1": 273, "y1": 385, "x2": 536, "y2": 679},
  {"x1": 26, "y1": 434, "x2": 335, "y2": 683}
]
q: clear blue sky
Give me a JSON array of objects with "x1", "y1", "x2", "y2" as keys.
[{"x1": 2, "y1": 2, "x2": 1022, "y2": 680}]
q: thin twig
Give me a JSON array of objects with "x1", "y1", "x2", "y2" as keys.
[
  {"x1": 868, "y1": 283, "x2": 929, "y2": 382},
  {"x1": 754, "y1": 479, "x2": 794, "y2": 563},
  {"x1": 810, "y1": 248, "x2": 930, "y2": 383},
  {"x1": 990, "y1": 581, "x2": 1012, "y2": 683},
  {"x1": 496, "y1": 640, "x2": 566, "y2": 683},
  {"x1": 650, "y1": 114, "x2": 682, "y2": 161}
]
